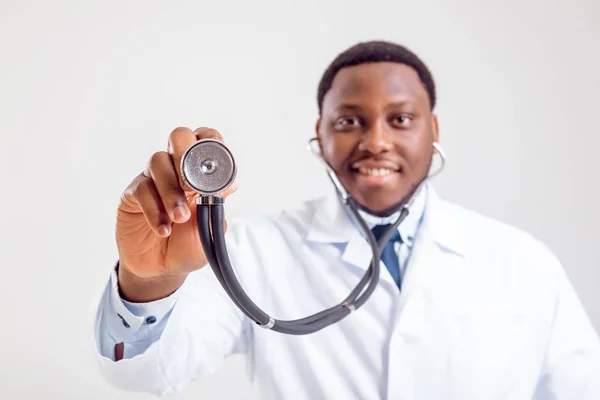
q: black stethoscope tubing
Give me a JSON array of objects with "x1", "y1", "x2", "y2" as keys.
[
  {"x1": 196, "y1": 191, "x2": 409, "y2": 335},
  {"x1": 181, "y1": 138, "x2": 445, "y2": 335}
]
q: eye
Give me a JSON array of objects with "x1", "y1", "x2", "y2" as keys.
[
  {"x1": 392, "y1": 115, "x2": 412, "y2": 127},
  {"x1": 334, "y1": 117, "x2": 362, "y2": 131}
]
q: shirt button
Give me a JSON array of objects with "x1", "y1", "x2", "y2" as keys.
[{"x1": 145, "y1": 316, "x2": 157, "y2": 325}]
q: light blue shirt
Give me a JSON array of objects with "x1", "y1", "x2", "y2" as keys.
[
  {"x1": 92, "y1": 184, "x2": 600, "y2": 399},
  {"x1": 354, "y1": 184, "x2": 428, "y2": 278}
]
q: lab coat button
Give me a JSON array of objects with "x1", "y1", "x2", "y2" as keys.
[{"x1": 145, "y1": 316, "x2": 157, "y2": 325}]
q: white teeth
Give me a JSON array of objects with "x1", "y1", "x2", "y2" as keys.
[{"x1": 358, "y1": 167, "x2": 393, "y2": 176}]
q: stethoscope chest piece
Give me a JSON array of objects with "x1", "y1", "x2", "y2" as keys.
[{"x1": 181, "y1": 139, "x2": 237, "y2": 195}]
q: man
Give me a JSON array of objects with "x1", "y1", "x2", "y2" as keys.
[{"x1": 93, "y1": 41, "x2": 600, "y2": 399}]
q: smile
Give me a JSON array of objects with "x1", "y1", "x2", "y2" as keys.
[{"x1": 357, "y1": 167, "x2": 395, "y2": 176}]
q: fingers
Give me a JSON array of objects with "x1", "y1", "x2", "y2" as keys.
[
  {"x1": 193, "y1": 127, "x2": 224, "y2": 142},
  {"x1": 143, "y1": 151, "x2": 190, "y2": 224},
  {"x1": 221, "y1": 177, "x2": 239, "y2": 198},
  {"x1": 131, "y1": 174, "x2": 172, "y2": 237},
  {"x1": 167, "y1": 127, "x2": 198, "y2": 192}
]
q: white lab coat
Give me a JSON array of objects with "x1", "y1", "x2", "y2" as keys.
[{"x1": 92, "y1": 185, "x2": 600, "y2": 399}]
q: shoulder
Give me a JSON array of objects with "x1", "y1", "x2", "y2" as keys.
[
  {"x1": 439, "y1": 197, "x2": 563, "y2": 272},
  {"x1": 432, "y1": 196, "x2": 570, "y2": 322}
]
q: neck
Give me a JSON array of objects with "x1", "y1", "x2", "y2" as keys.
[{"x1": 357, "y1": 179, "x2": 425, "y2": 218}]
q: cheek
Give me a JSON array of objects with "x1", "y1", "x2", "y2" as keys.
[
  {"x1": 408, "y1": 139, "x2": 434, "y2": 170},
  {"x1": 397, "y1": 134, "x2": 433, "y2": 171},
  {"x1": 322, "y1": 137, "x2": 355, "y2": 168}
]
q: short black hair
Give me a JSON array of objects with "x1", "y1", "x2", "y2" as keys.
[{"x1": 317, "y1": 40, "x2": 436, "y2": 114}]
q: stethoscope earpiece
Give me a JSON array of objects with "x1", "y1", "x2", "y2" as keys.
[{"x1": 429, "y1": 142, "x2": 446, "y2": 179}]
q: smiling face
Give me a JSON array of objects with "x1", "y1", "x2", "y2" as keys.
[{"x1": 316, "y1": 62, "x2": 439, "y2": 216}]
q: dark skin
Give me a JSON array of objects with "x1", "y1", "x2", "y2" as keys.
[
  {"x1": 112, "y1": 61, "x2": 440, "y2": 360},
  {"x1": 316, "y1": 62, "x2": 439, "y2": 216},
  {"x1": 114, "y1": 62, "x2": 439, "y2": 307}
]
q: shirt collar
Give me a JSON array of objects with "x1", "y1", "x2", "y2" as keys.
[
  {"x1": 355, "y1": 185, "x2": 427, "y2": 248},
  {"x1": 306, "y1": 182, "x2": 465, "y2": 256}
]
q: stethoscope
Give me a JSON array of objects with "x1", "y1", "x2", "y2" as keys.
[{"x1": 180, "y1": 138, "x2": 446, "y2": 335}]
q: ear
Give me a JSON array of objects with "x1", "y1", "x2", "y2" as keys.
[
  {"x1": 431, "y1": 114, "x2": 440, "y2": 150},
  {"x1": 315, "y1": 119, "x2": 322, "y2": 139},
  {"x1": 313, "y1": 119, "x2": 324, "y2": 153}
]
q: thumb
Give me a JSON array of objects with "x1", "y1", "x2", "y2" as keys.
[{"x1": 222, "y1": 179, "x2": 239, "y2": 199}]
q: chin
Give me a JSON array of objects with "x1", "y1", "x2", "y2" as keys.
[
  {"x1": 352, "y1": 182, "x2": 422, "y2": 216},
  {"x1": 355, "y1": 196, "x2": 405, "y2": 217}
]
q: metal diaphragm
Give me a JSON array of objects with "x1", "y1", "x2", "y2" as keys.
[{"x1": 181, "y1": 139, "x2": 237, "y2": 195}]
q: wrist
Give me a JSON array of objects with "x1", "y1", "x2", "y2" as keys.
[{"x1": 117, "y1": 263, "x2": 187, "y2": 303}]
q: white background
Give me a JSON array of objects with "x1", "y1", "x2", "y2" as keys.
[{"x1": 0, "y1": 0, "x2": 598, "y2": 398}]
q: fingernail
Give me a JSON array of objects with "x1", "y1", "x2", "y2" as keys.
[
  {"x1": 174, "y1": 205, "x2": 188, "y2": 220},
  {"x1": 158, "y1": 225, "x2": 170, "y2": 237}
]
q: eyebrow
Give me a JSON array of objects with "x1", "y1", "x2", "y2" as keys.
[
  {"x1": 386, "y1": 100, "x2": 416, "y2": 108},
  {"x1": 335, "y1": 100, "x2": 416, "y2": 112},
  {"x1": 336, "y1": 104, "x2": 364, "y2": 112}
]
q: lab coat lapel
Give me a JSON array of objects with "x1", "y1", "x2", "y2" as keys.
[
  {"x1": 341, "y1": 233, "x2": 373, "y2": 272},
  {"x1": 305, "y1": 186, "x2": 466, "y2": 276},
  {"x1": 399, "y1": 187, "x2": 466, "y2": 300},
  {"x1": 305, "y1": 191, "x2": 373, "y2": 272}
]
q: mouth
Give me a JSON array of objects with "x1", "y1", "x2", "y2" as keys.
[
  {"x1": 354, "y1": 167, "x2": 398, "y2": 176},
  {"x1": 349, "y1": 161, "x2": 402, "y2": 186},
  {"x1": 350, "y1": 160, "x2": 402, "y2": 175}
]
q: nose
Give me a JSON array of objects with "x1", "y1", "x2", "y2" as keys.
[{"x1": 357, "y1": 121, "x2": 393, "y2": 154}]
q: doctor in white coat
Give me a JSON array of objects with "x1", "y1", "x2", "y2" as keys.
[{"x1": 93, "y1": 40, "x2": 600, "y2": 399}]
